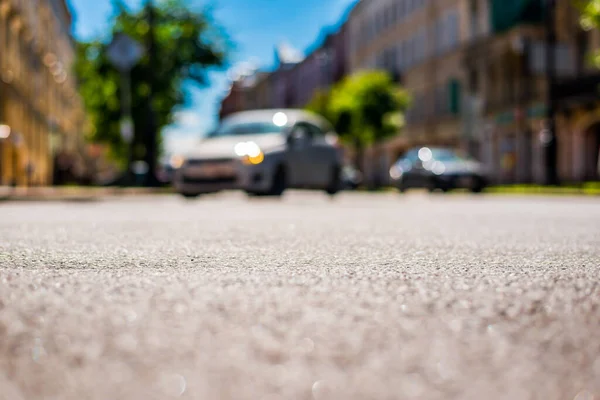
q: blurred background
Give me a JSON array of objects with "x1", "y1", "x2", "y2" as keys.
[{"x1": 1, "y1": 0, "x2": 599, "y2": 191}]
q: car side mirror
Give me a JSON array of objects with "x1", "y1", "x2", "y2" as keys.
[{"x1": 286, "y1": 133, "x2": 295, "y2": 146}]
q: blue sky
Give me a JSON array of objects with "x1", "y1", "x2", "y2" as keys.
[{"x1": 69, "y1": 0, "x2": 355, "y2": 156}]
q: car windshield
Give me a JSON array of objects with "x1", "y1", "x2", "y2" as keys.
[
  {"x1": 431, "y1": 149, "x2": 465, "y2": 162},
  {"x1": 209, "y1": 120, "x2": 287, "y2": 137}
]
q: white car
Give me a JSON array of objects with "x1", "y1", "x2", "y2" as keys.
[{"x1": 172, "y1": 109, "x2": 344, "y2": 198}]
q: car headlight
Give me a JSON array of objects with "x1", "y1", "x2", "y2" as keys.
[
  {"x1": 234, "y1": 141, "x2": 264, "y2": 165},
  {"x1": 170, "y1": 154, "x2": 185, "y2": 169},
  {"x1": 389, "y1": 165, "x2": 403, "y2": 180},
  {"x1": 432, "y1": 161, "x2": 446, "y2": 175}
]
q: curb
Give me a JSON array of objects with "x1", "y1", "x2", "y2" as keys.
[{"x1": 0, "y1": 187, "x2": 173, "y2": 202}]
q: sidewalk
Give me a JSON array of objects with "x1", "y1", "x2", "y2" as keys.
[
  {"x1": 486, "y1": 183, "x2": 600, "y2": 196},
  {"x1": 0, "y1": 186, "x2": 173, "y2": 202}
]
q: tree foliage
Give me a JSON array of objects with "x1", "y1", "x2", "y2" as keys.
[
  {"x1": 578, "y1": 0, "x2": 600, "y2": 67},
  {"x1": 306, "y1": 71, "x2": 410, "y2": 153},
  {"x1": 75, "y1": 0, "x2": 228, "y2": 170}
]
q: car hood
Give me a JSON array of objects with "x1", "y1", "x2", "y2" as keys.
[{"x1": 184, "y1": 133, "x2": 286, "y2": 159}]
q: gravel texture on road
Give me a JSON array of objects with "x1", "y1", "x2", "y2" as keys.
[{"x1": 1, "y1": 192, "x2": 599, "y2": 400}]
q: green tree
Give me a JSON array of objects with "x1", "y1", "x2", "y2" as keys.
[
  {"x1": 305, "y1": 89, "x2": 333, "y2": 123},
  {"x1": 75, "y1": 0, "x2": 228, "y2": 185},
  {"x1": 306, "y1": 70, "x2": 410, "y2": 170},
  {"x1": 579, "y1": 1, "x2": 600, "y2": 67}
]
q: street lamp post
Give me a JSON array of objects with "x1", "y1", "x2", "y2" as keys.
[
  {"x1": 144, "y1": 0, "x2": 160, "y2": 187},
  {"x1": 0, "y1": 124, "x2": 10, "y2": 185},
  {"x1": 107, "y1": 33, "x2": 144, "y2": 186},
  {"x1": 11, "y1": 131, "x2": 23, "y2": 187},
  {"x1": 544, "y1": 0, "x2": 559, "y2": 185}
]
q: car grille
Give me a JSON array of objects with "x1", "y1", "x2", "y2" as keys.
[
  {"x1": 185, "y1": 158, "x2": 234, "y2": 167},
  {"x1": 182, "y1": 176, "x2": 237, "y2": 185}
]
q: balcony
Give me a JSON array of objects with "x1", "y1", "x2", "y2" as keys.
[
  {"x1": 554, "y1": 73, "x2": 600, "y2": 110},
  {"x1": 490, "y1": 0, "x2": 544, "y2": 34}
]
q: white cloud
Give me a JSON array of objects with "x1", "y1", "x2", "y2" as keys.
[
  {"x1": 172, "y1": 110, "x2": 205, "y2": 129},
  {"x1": 226, "y1": 59, "x2": 260, "y2": 81}
]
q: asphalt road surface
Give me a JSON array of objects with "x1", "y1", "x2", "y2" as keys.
[{"x1": 1, "y1": 191, "x2": 599, "y2": 400}]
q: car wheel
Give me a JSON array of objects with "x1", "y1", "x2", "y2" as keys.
[
  {"x1": 427, "y1": 181, "x2": 438, "y2": 193},
  {"x1": 180, "y1": 192, "x2": 200, "y2": 199},
  {"x1": 325, "y1": 165, "x2": 341, "y2": 196},
  {"x1": 267, "y1": 166, "x2": 287, "y2": 197},
  {"x1": 470, "y1": 177, "x2": 486, "y2": 193}
]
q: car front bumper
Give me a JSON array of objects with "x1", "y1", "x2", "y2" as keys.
[
  {"x1": 173, "y1": 156, "x2": 280, "y2": 195},
  {"x1": 236, "y1": 161, "x2": 277, "y2": 193},
  {"x1": 173, "y1": 159, "x2": 242, "y2": 194},
  {"x1": 435, "y1": 173, "x2": 487, "y2": 189}
]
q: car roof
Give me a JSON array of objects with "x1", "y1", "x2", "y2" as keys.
[
  {"x1": 409, "y1": 146, "x2": 455, "y2": 152},
  {"x1": 222, "y1": 109, "x2": 331, "y2": 131}
]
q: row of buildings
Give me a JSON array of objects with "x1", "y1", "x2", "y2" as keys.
[
  {"x1": 0, "y1": 0, "x2": 88, "y2": 187},
  {"x1": 219, "y1": 0, "x2": 600, "y2": 185}
]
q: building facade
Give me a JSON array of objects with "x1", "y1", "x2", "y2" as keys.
[
  {"x1": 551, "y1": 2, "x2": 600, "y2": 183},
  {"x1": 459, "y1": 0, "x2": 600, "y2": 184},
  {"x1": 218, "y1": 26, "x2": 348, "y2": 120},
  {"x1": 289, "y1": 27, "x2": 349, "y2": 108},
  {"x1": 348, "y1": 0, "x2": 475, "y2": 183},
  {"x1": 349, "y1": 0, "x2": 600, "y2": 184},
  {"x1": 0, "y1": 0, "x2": 85, "y2": 186}
]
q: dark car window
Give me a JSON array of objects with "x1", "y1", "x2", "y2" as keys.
[
  {"x1": 210, "y1": 121, "x2": 287, "y2": 137},
  {"x1": 291, "y1": 123, "x2": 311, "y2": 140},
  {"x1": 402, "y1": 150, "x2": 419, "y2": 163},
  {"x1": 431, "y1": 149, "x2": 464, "y2": 162},
  {"x1": 293, "y1": 122, "x2": 324, "y2": 141},
  {"x1": 431, "y1": 149, "x2": 469, "y2": 162},
  {"x1": 306, "y1": 123, "x2": 324, "y2": 139}
]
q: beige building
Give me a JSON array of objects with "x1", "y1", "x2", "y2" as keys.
[
  {"x1": 462, "y1": 0, "x2": 600, "y2": 183},
  {"x1": 348, "y1": 0, "x2": 600, "y2": 184},
  {"x1": 348, "y1": 0, "x2": 467, "y2": 183},
  {"x1": 0, "y1": 0, "x2": 85, "y2": 186}
]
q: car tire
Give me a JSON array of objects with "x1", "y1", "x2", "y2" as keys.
[
  {"x1": 325, "y1": 165, "x2": 341, "y2": 196},
  {"x1": 470, "y1": 177, "x2": 486, "y2": 193},
  {"x1": 427, "y1": 181, "x2": 438, "y2": 193},
  {"x1": 180, "y1": 192, "x2": 200, "y2": 199},
  {"x1": 266, "y1": 166, "x2": 287, "y2": 197}
]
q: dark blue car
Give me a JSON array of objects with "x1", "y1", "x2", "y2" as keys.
[{"x1": 389, "y1": 147, "x2": 488, "y2": 193}]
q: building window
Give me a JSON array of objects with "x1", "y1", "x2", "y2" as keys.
[
  {"x1": 386, "y1": 4, "x2": 394, "y2": 29},
  {"x1": 371, "y1": 15, "x2": 377, "y2": 39},
  {"x1": 401, "y1": 0, "x2": 408, "y2": 20},
  {"x1": 383, "y1": 46, "x2": 398, "y2": 73},
  {"x1": 435, "y1": 85, "x2": 448, "y2": 115},
  {"x1": 405, "y1": 37, "x2": 414, "y2": 68},
  {"x1": 435, "y1": 10, "x2": 460, "y2": 54},
  {"x1": 470, "y1": 0, "x2": 479, "y2": 40},
  {"x1": 378, "y1": 10, "x2": 385, "y2": 34},
  {"x1": 469, "y1": 69, "x2": 479, "y2": 93},
  {"x1": 396, "y1": 0, "x2": 403, "y2": 21},
  {"x1": 435, "y1": 16, "x2": 444, "y2": 54},
  {"x1": 415, "y1": 28, "x2": 427, "y2": 63},
  {"x1": 1, "y1": 17, "x2": 8, "y2": 69},
  {"x1": 447, "y1": 11, "x2": 460, "y2": 49}
]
